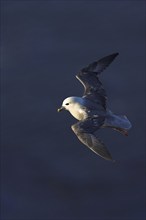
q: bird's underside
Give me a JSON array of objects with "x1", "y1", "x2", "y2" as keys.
[{"x1": 71, "y1": 117, "x2": 113, "y2": 161}]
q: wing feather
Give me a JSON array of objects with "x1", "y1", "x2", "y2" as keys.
[
  {"x1": 71, "y1": 118, "x2": 113, "y2": 161},
  {"x1": 76, "y1": 53, "x2": 119, "y2": 108}
]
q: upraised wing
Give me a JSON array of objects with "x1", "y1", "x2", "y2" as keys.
[
  {"x1": 71, "y1": 118, "x2": 113, "y2": 161},
  {"x1": 76, "y1": 53, "x2": 119, "y2": 109}
]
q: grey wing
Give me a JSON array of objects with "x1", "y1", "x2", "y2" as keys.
[
  {"x1": 71, "y1": 118, "x2": 113, "y2": 161},
  {"x1": 76, "y1": 53, "x2": 119, "y2": 109}
]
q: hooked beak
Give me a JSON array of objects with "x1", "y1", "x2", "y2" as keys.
[{"x1": 57, "y1": 106, "x2": 65, "y2": 112}]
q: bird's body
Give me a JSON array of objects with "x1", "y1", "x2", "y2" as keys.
[
  {"x1": 58, "y1": 53, "x2": 132, "y2": 161},
  {"x1": 61, "y1": 96, "x2": 106, "y2": 120}
]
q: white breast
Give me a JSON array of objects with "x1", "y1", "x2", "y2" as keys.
[{"x1": 69, "y1": 104, "x2": 87, "y2": 120}]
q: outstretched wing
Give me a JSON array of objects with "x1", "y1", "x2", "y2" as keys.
[
  {"x1": 71, "y1": 118, "x2": 113, "y2": 161},
  {"x1": 76, "y1": 53, "x2": 119, "y2": 109}
]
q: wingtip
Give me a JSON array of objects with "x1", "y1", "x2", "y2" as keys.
[
  {"x1": 101, "y1": 154, "x2": 113, "y2": 162},
  {"x1": 106, "y1": 156, "x2": 114, "y2": 162},
  {"x1": 107, "y1": 52, "x2": 119, "y2": 63},
  {"x1": 105, "y1": 157, "x2": 116, "y2": 163},
  {"x1": 112, "y1": 52, "x2": 119, "y2": 57}
]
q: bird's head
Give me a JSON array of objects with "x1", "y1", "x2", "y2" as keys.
[{"x1": 57, "y1": 96, "x2": 84, "y2": 112}]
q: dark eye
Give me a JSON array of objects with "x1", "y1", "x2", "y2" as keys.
[{"x1": 65, "y1": 103, "x2": 69, "y2": 105}]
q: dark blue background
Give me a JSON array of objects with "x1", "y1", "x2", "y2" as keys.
[{"x1": 1, "y1": 1, "x2": 145, "y2": 220}]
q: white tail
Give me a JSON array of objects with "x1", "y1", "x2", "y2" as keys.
[{"x1": 103, "y1": 110, "x2": 132, "y2": 130}]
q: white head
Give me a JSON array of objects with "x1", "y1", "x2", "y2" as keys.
[{"x1": 58, "y1": 96, "x2": 84, "y2": 112}]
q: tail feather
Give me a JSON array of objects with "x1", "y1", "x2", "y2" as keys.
[{"x1": 103, "y1": 111, "x2": 132, "y2": 135}]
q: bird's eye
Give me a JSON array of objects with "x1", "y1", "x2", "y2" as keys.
[{"x1": 65, "y1": 103, "x2": 69, "y2": 105}]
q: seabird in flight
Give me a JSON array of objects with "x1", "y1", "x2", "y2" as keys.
[{"x1": 58, "y1": 53, "x2": 132, "y2": 161}]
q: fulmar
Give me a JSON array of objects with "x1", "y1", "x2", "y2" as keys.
[{"x1": 58, "y1": 53, "x2": 132, "y2": 161}]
